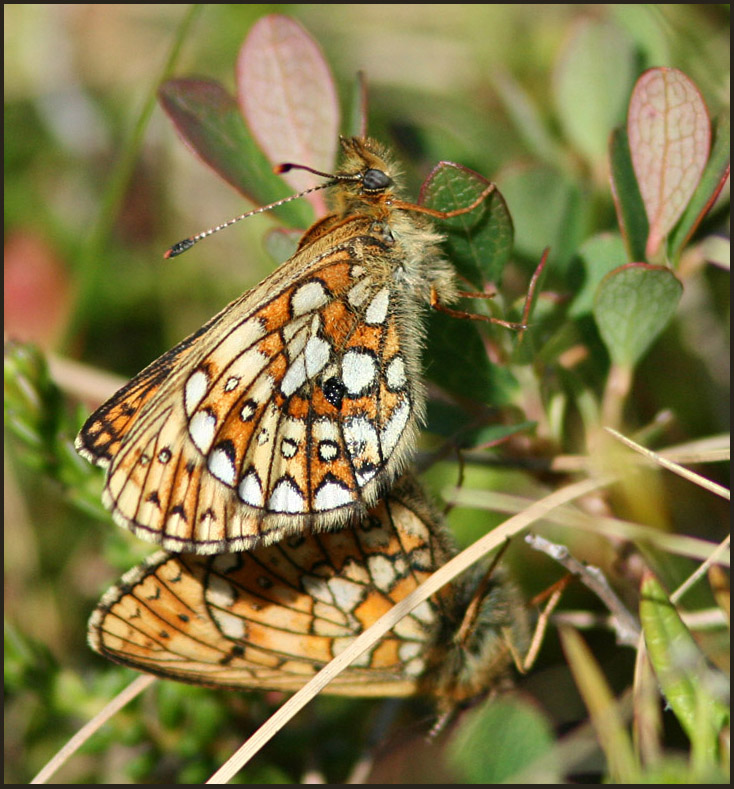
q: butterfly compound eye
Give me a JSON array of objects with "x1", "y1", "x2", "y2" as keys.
[{"x1": 362, "y1": 168, "x2": 392, "y2": 192}]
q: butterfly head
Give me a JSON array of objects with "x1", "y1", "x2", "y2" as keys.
[{"x1": 313, "y1": 135, "x2": 402, "y2": 218}]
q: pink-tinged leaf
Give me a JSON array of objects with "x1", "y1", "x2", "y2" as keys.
[
  {"x1": 627, "y1": 68, "x2": 711, "y2": 260},
  {"x1": 237, "y1": 15, "x2": 339, "y2": 216}
]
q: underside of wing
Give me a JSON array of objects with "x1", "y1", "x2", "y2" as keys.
[
  {"x1": 89, "y1": 484, "x2": 449, "y2": 694},
  {"x1": 94, "y1": 227, "x2": 426, "y2": 552}
]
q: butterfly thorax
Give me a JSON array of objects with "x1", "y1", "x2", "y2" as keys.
[{"x1": 302, "y1": 136, "x2": 460, "y2": 309}]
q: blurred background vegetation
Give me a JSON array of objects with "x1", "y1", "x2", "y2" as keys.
[{"x1": 5, "y1": 4, "x2": 729, "y2": 784}]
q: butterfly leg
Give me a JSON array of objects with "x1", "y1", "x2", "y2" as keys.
[{"x1": 429, "y1": 286, "x2": 525, "y2": 330}]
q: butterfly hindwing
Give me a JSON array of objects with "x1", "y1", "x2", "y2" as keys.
[{"x1": 88, "y1": 479, "x2": 451, "y2": 695}]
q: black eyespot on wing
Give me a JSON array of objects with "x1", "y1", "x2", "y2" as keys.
[{"x1": 322, "y1": 377, "x2": 346, "y2": 410}]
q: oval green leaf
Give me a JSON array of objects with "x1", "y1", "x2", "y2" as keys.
[
  {"x1": 445, "y1": 696, "x2": 556, "y2": 783},
  {"x1": 554, "y1": 19, "x2": 636, "y2": 163},
  {"x1": 420, "y1": 162, "x2": 513, "y2": 288},
  {"x1": 593, "y1": 263, "x2": 682, "y2": 367}
]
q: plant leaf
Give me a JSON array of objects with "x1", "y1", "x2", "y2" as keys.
[
  {"x1": 559, "y1": 626, "x2": 638, "y2": 783},
  {"x1": 236, "y1": 14, "x2": 339, "y2": 216},
  {"x1": 609, "y1": 126, "x2": 649, "y2": 262},
  {"x1": 158, "y1": 78, "x2": 312, "y2": 229},
  {"x1": 593, "y1": 263, "x2": 682, "y2": 367},
  {"x1": 420, "y1": 162, "x2": 513, "y2": 288},
  {"x1": 554, "y1": 19, "x2": 636, "y2": 163},
  {"x1": 667, "y1": 112, "x2": 731, "y2": 263},
  {"x1": 423, "y1": 310, "x2": 517, "y2": 405},
  {"x1": 640, "y1": 572, "x2": 729, "y2": 758},
  {"x1": 445, "y1": 696, "x2": 556, "y2": 783},
  {"x1": 627, "y1": 68, "x2": 711, "y2": 261},
  {"x1": 569, "y1": 233, "x2": 629, "y2": 317},
  {"x1": 498, "y1": 164, "x2": 587, "y2": 275}
]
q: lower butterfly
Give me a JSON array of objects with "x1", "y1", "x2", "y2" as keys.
[
  {"x1": 89, "y1": 477, "x2": 528, "y2": 709},
  {"x1": 75, "y1": 136, "x2": 498, "y2": 554}
]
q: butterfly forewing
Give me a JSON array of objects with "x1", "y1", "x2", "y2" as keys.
[
  {"x1": 76, "y1": 137, "x2": 461, "y2": 553},
  {"x1": 88, "y1": 480, "x2": 453, "y2": 695}
]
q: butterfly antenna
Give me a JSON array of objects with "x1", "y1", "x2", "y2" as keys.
[{"x1": 164, "y1": 166, "x2": 354, "y2": 259}]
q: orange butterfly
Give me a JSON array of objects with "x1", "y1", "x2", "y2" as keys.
[
  {"x1": 88, "y1": 476, "x2": 528, "y2": 709},
  {"x1": 76, "y1": 137, "x2": 495, "y2": 553}
]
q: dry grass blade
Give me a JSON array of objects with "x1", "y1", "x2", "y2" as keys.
[
  {"x1": 671, "y1": 534, "x2": 731, "y2": 604},
  {"x1": 605, "y1": 427, "x2": 730, "y2": 500}
]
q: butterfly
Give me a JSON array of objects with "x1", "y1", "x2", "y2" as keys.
[
  {"x1": 75, "y1": 136, "x2": 496, "y2": 554},
  {"x1": 88, "y1": 476, "x2": 528, "y2": 709}
]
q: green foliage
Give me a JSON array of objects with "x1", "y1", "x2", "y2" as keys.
[{"x1": 4, "y1": 5, "x2": 729, "y2": 784}]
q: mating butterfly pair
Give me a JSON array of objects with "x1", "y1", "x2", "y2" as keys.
[{"x1": 80, "y1": 137, "x2": 527, "y2": 704}]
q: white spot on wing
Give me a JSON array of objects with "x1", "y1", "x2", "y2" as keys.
[
  {"x1": 367, "y1": 553, "x2": 397, "y2": 592},
  {"x1": 386, "y1": 356, "x2": 406, "y2": 389},
  {"x1": 227, "y1": 347, "x2": 269, "y2": 380},
  {"x1": 380, "y1": 398, "x2": 410, "y2": 454},
  {"x1": 207, "y1": 446, "x2": 236, "y2": 486},
  {"x1": 314, "y1": 480, "x2": 353, "y2": 510},
  {"x1": 403, "y1": 655, "x2": 427, "y2": 677},
  {"x1": 342, "y1": 350, "x2": 377, "y2": 395},
  {"x1": 395, "y1": 613, "x2": 431, "y2": 640},
  {"x1": 206, "y1": 575, "x2": 237, "y2": 607},
  {"x1": 304, "y1": 336, "x2": 331, "y2": 377},
  {"x1": 411, "y1": 600, "x2": 436, "y2": 625},
  {"x1": 355, "y1": 465, "x2": 378, "y2": 486},
  {"x1": 318, "y1": 440, "x2": 339, "y2": 461},
  {"x1": 211, "y1": 608, "x2": 247, "y2": 640},
  {"x1": 269, "y1": 478, "x2": 305, "y2": 513},
  {"x1": 238, "y1": 468, "x2": 263, "y2": 506},
  {"x1": 280, "y1": 438, "x2": 298, "y2": 458},
  {"x1": 291, "y1": 280, "x2": 328, "y2": 315},
  {"x1": 347, "y1": 278, "x2": 372, "y2": 308},
  {"x1": 326, "y1": 577, "x2": 365, "y2": 613},
  {"x1": 302, "y1": 574, "x2": 331, "y2": 604},
  {"x1": 189, "y1": 410, "x2": 217, "y2": 453},
  {"x1": 185, "y1": 370, "x2": 209, "y2": 416},
  {"x1": 365, "y1": 287, "x2": 390, "y2": 325},
  {"x1": 344, "y1": 416, "x2": 379, "y2": 460},
  {"x1": 281, "y1": 357, "x2": 307, "y2": 396},
  {"x1": 398, "y1": 642, "x2": 423, "y2": 661}
]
